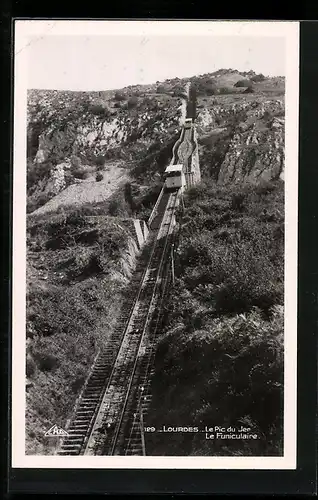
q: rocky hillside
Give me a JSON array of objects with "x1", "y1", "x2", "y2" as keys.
[
  {"x1": 27, "y1": 85, "x2": 184, "y2": 213},
  {"x1": 26, "y1": 69, "x2": 285, "y2": 455},
  {"x1": 27, "y1": 69, "x2": 284, "y2": 215},
  {"x1": 196, "y1": 95, "x2": 284, "y2": 184}
]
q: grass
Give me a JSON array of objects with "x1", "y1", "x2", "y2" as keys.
[
  {"x1": 144, "y1": 179, "x2": 284, "y2": 456},
  {"x1": 26, "y1": 210, "x2": 138, "y2": 454}
]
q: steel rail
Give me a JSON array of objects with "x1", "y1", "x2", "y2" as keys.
[
  {"x1": 58, "y1": 196, "x2": 168, "y2": 456},
  {"x1": 109, "y1": 190, "x2": 179, "y2": 455},
  {"x1": 82, "y1": 190, "x2": 178, "y2": 455}
]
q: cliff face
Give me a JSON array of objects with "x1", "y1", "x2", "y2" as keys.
[{"x1": 196, "y1": 95, "x2": 285, "y2": 185}]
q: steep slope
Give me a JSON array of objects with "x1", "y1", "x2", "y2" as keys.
[
  {"x1": 27, "y1": 87, "x2": 183, "y2": 213},
  {"x1": 145, "y1": 179, "x2": 284, "y2": 457},
  {"x1": 26, "y1": 209, "x2": 142, "y2": 454},
  {"x1": 26, "y1": 69, "x2": 285, "y2": 456},
  {"x1": 196, "y1": 94, "x2": 284, "y2": 184}
]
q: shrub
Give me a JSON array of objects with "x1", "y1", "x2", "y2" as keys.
[
  {"x1": 36, "y1": 353, "x2": 59, "y2": 372},
  {"x1": 146, "y1": 308, "x2": 283, "y2": 456},
  {"x1": 95, "y1": 172, "x2": 103, "y2": 182},
  {"x1": 199, "y1": 82, "x2": 217, "y2": 96},
  {"x1": 26, "y1": 185, "x2": 137, "y2": 453},
  {"x1": 70, "y1": 155, "x2": 81, "y2": 169},
  {"x1": 27, "y1": 193, "x2": 50, "y2": 214},
  {"x1": 251, "y1": 73, "x2": 266, "y2": 82},
  {"x1": 27, "y1": 161, "x2": 53, "y2": 191},
  {"x1": 235, "y1": 79, "x2": 253, "y2": 88},
  {"x1": 114, "y1": 91, "x2": 125, "y2": 101},
  {"x1": 72, "y1": 167, "x2": 90, "y2": 180},
  {"x1": 127, "y1": 96, "x2": 138, "y2": 108},
  {"x1": 89, "y1": 103, "x2": 110, "y2": 116},
  {"x1": 156, "y1": 85, "x2": 167, "y2": 93},
  {"x1": 230, "y1": 192, "x2": 246, "y2": 212},
  {"x1": 95, "y1": 155, "x2": 105, "y2": 169},
  {"x1": 244, "y1": 87, "x2": 255, "y2": 94},
  {"x1": 218, "y1": 87, "x2": 234, "y2": 94},
  {"x1": 108, "y1": 196, "x2": 128, "y2": 217}
]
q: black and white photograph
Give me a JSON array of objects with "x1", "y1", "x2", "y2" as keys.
[{"x1": 12, "y1": 20, "x2": 299, "y2": 468}]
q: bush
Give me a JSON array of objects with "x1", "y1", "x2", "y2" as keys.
[
  {"x1": 27, "y1": 161, "x2": 53, "y2": 191},
  {"x1": 146, "y1": 307, "x2": 283, "y2": 456},
  {"x1": 251, "y1": 73, "x2": 266, "y2": 82},
  {"x1": 108, "y1": 196, "x2": 129, "y2": 217},
  {"x1": 235, "y1": 79, "x2": 253, "y2": 88},
  {"x1": 114, "y1": 91, "x2": 125, "y2": 101},
  {"x1": 231, "y1": 192, "x2": 246, "y2": 212},
  {"x1": 156, "y1": 85, "x2": 167, "y2": 93},
  {"x1": 194, "y1": 80, "x2": 217, "y2": 96},
  {"x1": 70, "y1": 155, "x2": 81, "y2": 169},
  {"x1": 218, "y1": 87, "x2": 234, "y2": 94},
  {"x1": 72, "y1": 167, "x2": 90, "y2": 180},
  {"x1": 127, "y1": 96, "x2": 138, "y2": 108},
  {"x1": 36, "y1": 352, "x2": 59, "y2": 372},
  {"x1": 95, "y1": 155, "x2": 105, "y2": 169},
  {"x1": 27, "y1": 193, "x2": 50, "y2": 214},
  {"x1": 95, "y1": 172, "x2": 103, "y2": 182},
  {"x1": 89, "y1": 103, "x2": 110, "y2": 116}
]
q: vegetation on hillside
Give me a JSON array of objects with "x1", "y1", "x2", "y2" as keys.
[
  {"x1": 26, "y1": 210, "x2": 137, "y2": 454},
  {"x1": 145, "y1": 179, "x2": 284, "y2": 456},
  {"x1": 25, "y1": 68, "x2": 285, "y2": 457}
]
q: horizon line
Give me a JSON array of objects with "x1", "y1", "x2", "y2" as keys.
[{"x1": 26, "y1": 71, "x2": 285, "y2": 94}]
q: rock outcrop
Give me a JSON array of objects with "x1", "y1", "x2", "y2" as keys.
[
  {"x1": 27, "y1": 88, "x2": 183, "y2": 212},
  {"x1": 196, "y1": 96, "x2": 285, "y2": 184}
]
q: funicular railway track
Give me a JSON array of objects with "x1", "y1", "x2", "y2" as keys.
[
  {"x1": 58, "y1": 189, "x2": 179, "y2": 456},
  {"x1": 58, "y1": 87, "x2": 198, "y2": 457},
  {"x1": 176, "y1": 125, "x2": 197, "y2": 187},
  {"x1": 123, "y1": 225, "x2": 179, "y2": 455}
]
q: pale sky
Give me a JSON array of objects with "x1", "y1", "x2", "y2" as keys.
[{"x1": 27, "y1": 35, "x2": 285, "y2": 91}]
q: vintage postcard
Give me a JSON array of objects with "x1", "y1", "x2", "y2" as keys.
[{"x1": 12, "y1": 20, "x2": 299, "y2": 469}]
